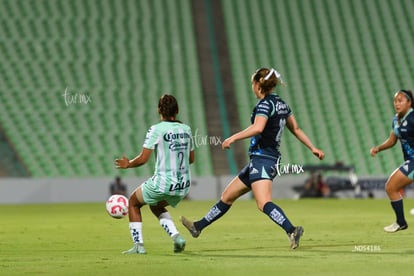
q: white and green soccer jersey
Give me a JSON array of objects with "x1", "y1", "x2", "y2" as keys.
[{"x1": 143, "y1": 121, "x2": 194, "y2": 196}]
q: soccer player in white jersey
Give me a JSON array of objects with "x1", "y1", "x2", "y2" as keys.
[{"x1": 115, "y1": 94, "x2": 194, "y2": 254}]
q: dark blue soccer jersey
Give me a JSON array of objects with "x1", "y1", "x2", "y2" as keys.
[
  {"x1": 392, "y1": 108, "x2": 414, "y2": 161},
  {"x1": 248, "y1": 93, "x2": 292, "y2": 160}
]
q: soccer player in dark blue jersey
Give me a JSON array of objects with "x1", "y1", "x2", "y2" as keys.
[
  {"x1": 370, "y1": 89, "x2": 414, "y2": 233},
  {"x1": 181, "y1": 68, "x2": 325, "y2": 249}
]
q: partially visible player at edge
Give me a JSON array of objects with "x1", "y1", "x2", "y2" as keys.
[
  {"x1": 115, "y1": 94, "x2": 194, "y2": 254},
  {"x1": 370, "y1": 89, "x2": 413, "y2": 233},
  {"x1": 181, "y1": 67, "x2": 325, "y2": 249}
]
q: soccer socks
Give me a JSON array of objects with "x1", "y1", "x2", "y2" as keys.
[
  {"x1": 158, "y1": 212, "x2": 179, "y2": 239},
  {"x1": 129, "y1": 222, "x2": 144, "y2": 244},
  {"x1": 190, "y1": 201, "x2": 296, "y2": 235},
  {"x1": 194, "y1": 200, "x2": 231, "y2": 232},
  {"x1": 390, "y1": 199, "x2": 407, "y2": 226},
  {"x1": 263, "y1": 201, "x2": 295, "y2": 234}
]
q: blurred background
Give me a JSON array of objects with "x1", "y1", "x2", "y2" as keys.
[{"x1": 0, "y1": 0, "x2": 413, "y2": 203}]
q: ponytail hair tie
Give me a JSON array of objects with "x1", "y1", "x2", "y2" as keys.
[{"x1": 264, "y1": 68, "x2": 284, "y2": 85}]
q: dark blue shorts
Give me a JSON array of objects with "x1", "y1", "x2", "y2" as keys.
[
  {"x1": 238, "y1": 156, "x2": 278, "y2": 188},
  {"x1": 398, "y1": 159, "x2": 414, "y2": 180}
]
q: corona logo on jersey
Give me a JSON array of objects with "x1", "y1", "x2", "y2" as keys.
[
  {"x1": 163, "y1": 132, "x2": 191, "y2": 142},
  {"x1": 163, "y1": 132, "x2": 191, "y2": 151}
]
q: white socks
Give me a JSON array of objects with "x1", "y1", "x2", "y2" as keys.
[
  {"x1": 128, "y1": 212, "x2": 179, "y2": 244},
  {"x1": 159, "y1": 212, "x2": 179, "y2": 239},
  {"x1": 129, "y1": 222, "x2": 143, "y2": 244}
]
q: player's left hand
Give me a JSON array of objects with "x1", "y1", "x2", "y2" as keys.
[
  {"x1": 370, "y1": 147, "x2": 379, "y2": 157},
  {"x1": 312, "y1": 148, "x2": 325, "y2": 160},
  {"x1": 222, "y1": 138, "x2": 234, "y2": 149},
  {"x1": 115, "y1": 156, "x2": 130, "y2": 169}
]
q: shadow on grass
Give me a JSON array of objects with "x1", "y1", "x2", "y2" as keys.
[
  {"x1": 176, "y1": 246, "x2": 309, "y2": 259},
  {"x1": 176, "y1": 243, "x2": 414, "y2": 258}
]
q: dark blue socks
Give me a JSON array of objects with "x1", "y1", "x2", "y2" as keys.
[
  {"x1": 194, "y1": 200, "x2": 231, "y2": 232},
  {"x1": 263, "y1": 201, "x2": 295, "y2": 234},
  {"x1": 391, "y1": 199, "x2": 407, "y2": 226},
  {"x1": 193, "y1": 200, "x2": 296, "y2": 234}
]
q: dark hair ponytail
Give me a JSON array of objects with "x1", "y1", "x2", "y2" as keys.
[
  {"x1": 158, "y1": 94, "x2": 179, "y2": 121},
  {"x1": 252, "y1": 68, "x2": 282, "y2": 95}
]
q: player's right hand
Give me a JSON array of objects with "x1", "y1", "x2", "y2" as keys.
[{"x1": 115, "y1": 156, "x2": 129, "y2": 169}]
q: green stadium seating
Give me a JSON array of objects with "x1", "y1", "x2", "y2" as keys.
[
  {"x1": 222, "y1": 0, "x2": 413, "y2": 176},
  {"x1": 1, "y1": 0, "x2": 412, "y2": 178},
  {"x1": 0, "y1": 0, "x2": 212, "y2": 177}
]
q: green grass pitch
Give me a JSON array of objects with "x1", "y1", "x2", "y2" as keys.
[{"x1": 1, "y1": 199, "x2": 413, "y2": 275}]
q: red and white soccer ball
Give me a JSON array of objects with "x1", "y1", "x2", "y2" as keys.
[{"x1": 106, "y1": 194, "x2": 129, "y2": 219}]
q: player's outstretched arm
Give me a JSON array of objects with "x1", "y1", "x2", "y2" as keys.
[
  {"x1": 286, "y1": 115, "x2": 325, "y2": 160},
  {"x1": 222, "y1": 116, "x2": 267, "y2": 149},
  {"x1": 115, "y1": 148, "x2": 152, "y2": 169},
  {"x1": 370, "y1": 131, "x2": 397, "y2": 157}
]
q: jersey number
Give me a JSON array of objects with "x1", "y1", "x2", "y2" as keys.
[{"x1": 177, "y1": 151, "x2": 184, "y2": 170}]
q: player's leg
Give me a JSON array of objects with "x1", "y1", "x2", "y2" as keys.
[
  {"x1": 150, "y1": 201, "x2": 186, "y2": 253},
  {"x1": 123, "y1": 186, "x2": 147, "y2": 254},
  {"x1": 251, "y1": 179, "x2": 303, "y2": 249},
  {"x1": 251, "y1": 179, "x2": 295, "y2": 233},
  {"x1": 180, "y1": 175, "x2": 250, "y2": 237},
  {"x1": 383, "y1": 167, "x2": 411, "y2": 232}
]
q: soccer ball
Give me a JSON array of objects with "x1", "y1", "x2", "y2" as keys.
[{"x1": 106, "y1": 194, "x2": 129, "y2": 219}]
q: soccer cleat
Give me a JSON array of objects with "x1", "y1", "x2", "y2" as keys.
[
  {"x1": 122, "y1": 243, "x2": 147, "y2": 254},
  {"x1": 173, "y1": 234, "x2": 186, "y2": 253},
  {"x1": 180, "y1": 216, "x2": 200, "y2": 238},
  {"x1": 383, "y1": 222, "x2": 408, "y2": 233},
  {"x1": 288, "y1": 226, "x2": 304, "y2": 249}
]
